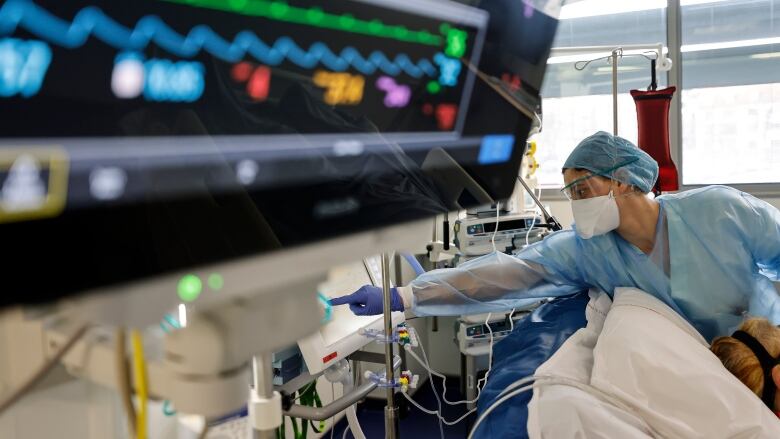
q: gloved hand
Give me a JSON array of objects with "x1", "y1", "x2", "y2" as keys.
[{"x1": 329, "y1": 285, "x2": 404, "y2": 316}]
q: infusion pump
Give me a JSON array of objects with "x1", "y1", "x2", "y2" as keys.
[{"x1": 455, "y1": 212, "x2": 546, "y2": 258}]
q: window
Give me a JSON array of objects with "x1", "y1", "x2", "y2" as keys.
[
  {"x1": 533, "y1": 0, "x2": 668, "y2": 188},
  {"x1": 681, "y1": 0, "x2": 780, "y2": 185}
]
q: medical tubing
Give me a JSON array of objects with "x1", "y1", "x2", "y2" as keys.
[
  {"x1": 401, "y1": 252, "x2": 426, "y2": 276},
  {"x1": 400, "y1": 391, "x2": 477, "y2": 426},
  {"x1": 341, "y1": 373, "x2": 367, "y2": 439},
  {"x1": 406, "y1": 343, "x2": 482, "y2": 406},
  {"x1": 416, "y1": 335, "x2": 445, "y2": 439},
  {"x1": 508, "y1": 309, "x2": 516, "y2": 333},
  {"x1": 491, "y1": 202, "x2": 500, "y2": 252},
  {"x1": 476, "y1": 313, "x2": 494, "y2": 391},
  {"x1": 525, "y1": 210, "x2": 538, "y2": 247},
  {"x1": 495, "y1": 374, "x2": 538, "y2": 399},
  {"x1": 467, "y1": 376, "x2": 663, "y2": 439},
  {"x1": 330, "y1": 383, "x2": 336, "y2": 439},
  {"x1": 410, "y1": 325, "x2": 445, "y2": 439},
  {"x1": 467, "y1": 383, "x2": 535, "y2": 439},
  {"x1": 411, "y1": 345, "x2": 480, "y2": 405}
]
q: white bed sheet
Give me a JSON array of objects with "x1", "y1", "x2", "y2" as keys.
[{"x1": 528, "y1": 287, "x2": 780, "y2": 438}]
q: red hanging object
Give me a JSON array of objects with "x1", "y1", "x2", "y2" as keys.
[{"x1": 630, "y1": 86, "x2": 679, "y2": 192}]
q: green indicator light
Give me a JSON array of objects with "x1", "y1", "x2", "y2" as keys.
[
  {"x1": 208, "y1": 273, "x2": 225, "y2": 291},
  {"x1": 339, "y1": 14, "x2": 356, "y2": 29},
  {"x1": 177, "y1": 274, "x2": 202, "y2": 302},
  {"x1": 427, "y1": 81, "x2": 441, "y2": 94},
  {"x1": 445, "y1": 28, "x2": 468, "y2": 58},
  {"x1": 307, "y1": 7, "x2": 324, "y2": 23},
  {"x1": 368, "y1": 19, "x2": 383, "y2": 34},
  {"x1": 270, "y1": 1, "x2": 288, "y2": 18},
  {"x1": 439, "y1": 23, "x2": 451, "y2": 35}
]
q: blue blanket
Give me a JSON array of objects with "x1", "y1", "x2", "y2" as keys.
[{"x1": 473, "y1": 291, "x2": 589, "y2": 439}]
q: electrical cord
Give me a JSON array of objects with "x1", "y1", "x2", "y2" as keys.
[
  {"x1": 115, "y1": 327, "x2": 137, "y2": 437},
  {"x1": 0, "y1": 324, "x2": 89, "y2": 417},
  {"x1": 131, "y1": 330, "x2": 149, "y2": 439}
]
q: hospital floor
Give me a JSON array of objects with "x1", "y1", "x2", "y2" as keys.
[{"x1": 328, "y1": 375, "x2": 474, "y2": 439}]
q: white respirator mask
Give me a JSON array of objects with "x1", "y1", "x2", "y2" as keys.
[{"x1": 571, "y1": 190, "x2": 620, "y2": 239}]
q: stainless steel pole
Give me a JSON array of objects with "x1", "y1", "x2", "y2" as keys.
[
  {"x1": 612, "y1": 49, "x2": 620, "y2": 136},
  {"x1": 381, "y1": 253, "x2": 399, "y2": 439},
  {"x1": 253, "y1": 354, "x2": 277, "y2": 439}
]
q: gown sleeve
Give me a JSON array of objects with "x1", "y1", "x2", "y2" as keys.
[
  {"x1": 408, "y1": 230, "x2": 588, "y2": 316},
  {"x1": 740, "y1": 192, "x2": 780, "y2": 280}
]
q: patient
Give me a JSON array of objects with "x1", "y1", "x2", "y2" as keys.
[{"x1": 711, "y1": 318, "x2": 780, "y2": 416}]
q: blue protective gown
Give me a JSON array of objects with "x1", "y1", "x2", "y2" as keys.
[{"x1": 409, "y1": 186, "x2": 780, "y2": 341}]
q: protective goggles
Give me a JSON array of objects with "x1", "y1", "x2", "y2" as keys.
[
  {"x1": 560, "y1": 158, "x2": 639, "y2": 201},
  {"x1": 731, "y1": 330, "x2": 780, "y2": 409}
]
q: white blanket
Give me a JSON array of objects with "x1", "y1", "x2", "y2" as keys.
[{"x1": 527, "y1": 288, "x2": 780, "y2": 438}]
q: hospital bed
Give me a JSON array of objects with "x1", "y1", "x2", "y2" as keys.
[
  {"x1": 473, "y1": 288, "x2": 780, "y2": 439},
  {"x1": 473, "y1": 291, "x2": 589, "y2": 439}
]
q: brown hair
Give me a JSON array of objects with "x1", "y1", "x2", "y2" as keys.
[{"x1": 711, "y1": 318, "x2": 780, "y2": 397}]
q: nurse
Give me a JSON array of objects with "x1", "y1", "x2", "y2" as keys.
[{"x1": 331, "y1": 131, "x2": 780, "y2": 340}]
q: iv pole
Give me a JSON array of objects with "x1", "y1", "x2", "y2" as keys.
[{"x1": 548, "y1": 43, "x2": 672, "y2": 136}]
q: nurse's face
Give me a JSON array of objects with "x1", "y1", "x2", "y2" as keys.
[{"x1": 562, "y1": 169, "x2": 615, "y2": 201}]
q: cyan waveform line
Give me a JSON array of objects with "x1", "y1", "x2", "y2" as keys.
[{"x1": 0, "y1": 0, "x2": 438, "y2": 78}]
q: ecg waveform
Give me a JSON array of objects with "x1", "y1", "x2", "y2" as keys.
[{"x1": 0, "y1": 0, "x2": 439, "y2": 78}]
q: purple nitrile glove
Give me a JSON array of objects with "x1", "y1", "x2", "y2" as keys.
[{"x1": 329, "y1": 285, "x2": 404, "y2": 316}]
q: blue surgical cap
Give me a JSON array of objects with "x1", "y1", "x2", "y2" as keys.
[{"x1": 562, "y1": 131, "x2": 659, "y2": 193}]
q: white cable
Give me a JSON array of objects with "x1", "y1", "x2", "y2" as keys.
[
  {"x1": 417, "y1": 330, "x2": 445, "y2": 439},
  {"x1": 410, "y1": 343, "x2": 480, "y2": 405},
  {"x1": 467, "y1": 376, "x2": 664, "y2": 439},
  {"x1": 342, "y1": 425, "x2": 350, "y2": 439},
  {"x1": 525, "y1": 189, "x2": 543, "y2": 247},
  {"x1": 525, "y1": 215, "x2": 537, "y2": 247},
  {"x1": 508, "y1": 309, "x2": 516, "y2": 333},
  {"x1": 341, "y1": 371, "x2": 366, "y2": 439},
  {"x1": 475, "y1": 314, "x2": 494, "y2": 393},
  {"x1": 330, "y1": 382, "x2": 336, "y2": 439},
  {"x1": 293, "y1": 382, "x2": 315, "y2": 402},
  {"x1": 467, "y1": 383, "x2": 535, "y2": 439},
  {"x1": 409, "y1": 333, "x2": 493, "y2": 407},
  {"x1": 491, "y1": 202, "x2": 500, "y2": 252},
  {"x1": 400, "y1": 391, "x2": 477, "y2": 426},
  {"x1": 496, "y1": 374, "x2": 539, "y2": 399}
]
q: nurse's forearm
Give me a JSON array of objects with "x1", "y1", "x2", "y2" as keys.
[{"x1": 400, "y1": 252, "x2": 581, "y2": 316}]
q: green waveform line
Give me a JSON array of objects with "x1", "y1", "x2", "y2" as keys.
[{"x1": 163, "y1": 0, "x2": 445, "y2": 47}]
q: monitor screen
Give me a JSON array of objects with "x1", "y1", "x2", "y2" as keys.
[{"x1": 0, "y1": 0, "x2": 559, "y2": 306}]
